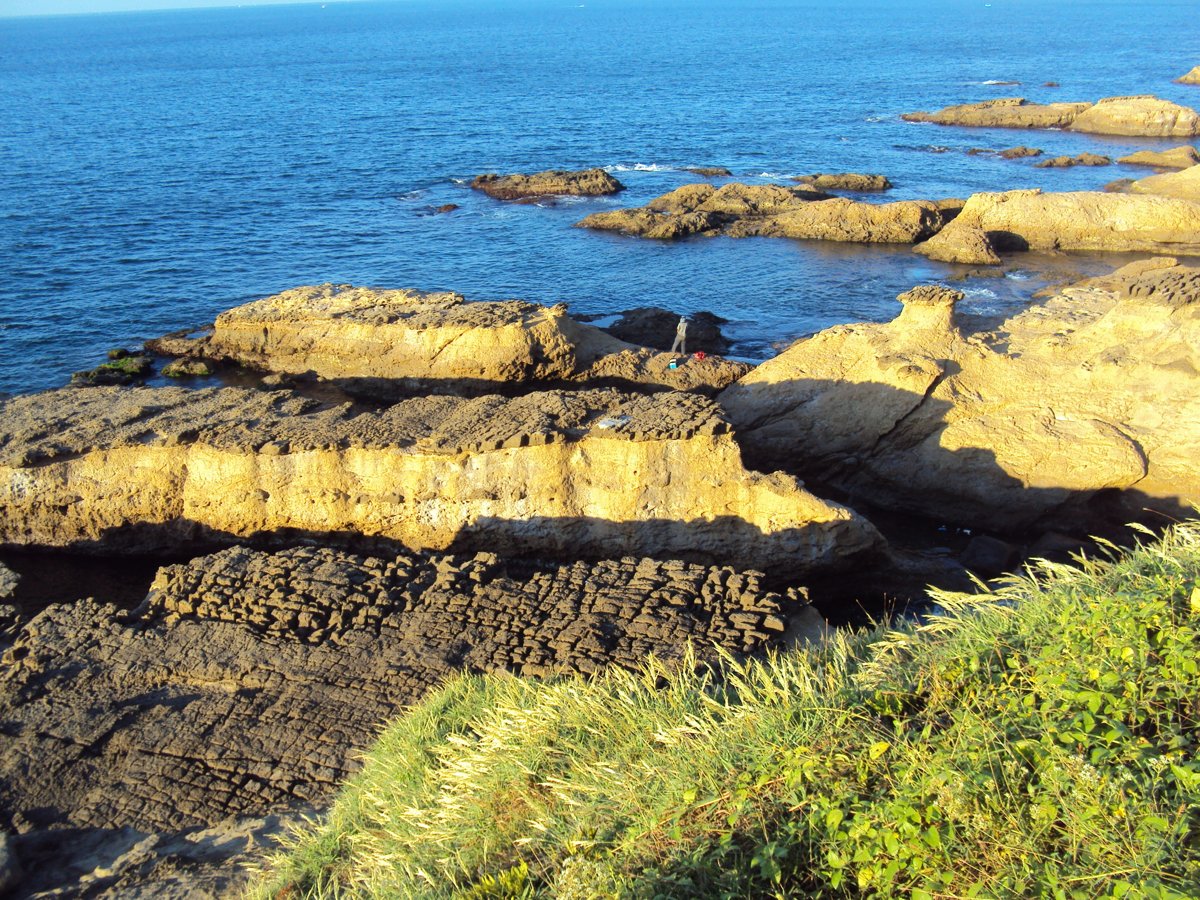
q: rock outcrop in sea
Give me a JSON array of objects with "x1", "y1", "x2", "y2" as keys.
[
  {"x1": 921, "y1": 189, "x2": 1200, "y2": 255},
  {"x1": 1176, "y1": 65, "x2": 1200, "y2": 85},
  {"x1": 792, "y1": 172, "x2": 892, "y2": 192},
  {"x1": 903, "y1": 95, "x2": 1200, "y2": 137},
  {"x1": 470, "y1": 167, "x2": 624, "y2": 200},
  {"x1": 720, "y1": 260, "x2": 1200, "y2": 532},
  {"x1": 575, "y1": 182, "x2": 958, "y2": 243},
  {"x1": 149, "y1": 285, "x2": 750, "y2": 396},
  {"x1": 1116, "y1": 146, "x2": 1200, "y2": 169}
]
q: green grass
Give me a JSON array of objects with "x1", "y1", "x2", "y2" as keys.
[{"x1": 252, "y1": 521, "x2": 1200, "y2": 899}]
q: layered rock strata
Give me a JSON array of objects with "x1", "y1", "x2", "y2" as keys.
[
  {"x1": 0, "y1": 386, "x2": 881, "y2": 575},
  {"x1": 720, "y1": 261, "x2": 1200, "y2": 532},
  {"x1": 903, "y1": 95, "x2": 1200, "y2": 137},
  {"x1": 470, "y1": 167, "x2": 623, "y2": 201},
  {"x1": 926, "y1": 189, "x2": 1200, "y2": 255},
  {"x1": 0, "y1": 544, "x2": 808, "y2": 892},
  {"x1": 149, "y1": 285, "x2": 749, "y2": 396},
  {"x1": 576, "y1": 182, "x2": 957, "y2": 244}
]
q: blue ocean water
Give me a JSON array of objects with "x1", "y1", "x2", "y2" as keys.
[{"x1": 1, "y1": 0, "x2": 1198, "y2": 395}]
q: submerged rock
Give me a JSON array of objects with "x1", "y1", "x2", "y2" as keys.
[
  {"x1": 720, "y1": 260, "x2": 1200, "y2": 532},
  {"x1": 0, "y1": 385, "x2": 881, "y2": 576},
  {"x1": 0, "y1": 544, "x2": 812, "y2": 893},
  {"x1": 576, "y1": 182, "x2": 956, "y2": 244},
  {"x1": 684, "y1": 166, "x2": 732, "y2": 177},
  {"x1": 926, "y1": 188, "x2": 1200, "y2": 255},
  {"x1": 904, "y1": 95, "x2": 1200, "y2": 137},
  {"x1": 69, "y1": 353, "x2": 154, "y2": 387},
  {"x1": 470, "y1": 167, "x2": 624, "y2": 201},
  {"x1": 999, "y1": 146, "x2": 1044, "y2": 159}
]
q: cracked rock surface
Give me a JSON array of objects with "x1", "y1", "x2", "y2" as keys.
[{"x1": 0, "y1": 544, "x2": 807, "y2": 893}]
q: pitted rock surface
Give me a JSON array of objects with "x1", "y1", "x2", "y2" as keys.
[
  {"x1": 0, "y1": 386, "x2": 723, "y2": 466},
  {"x1": 0, "y1": 546, "x2": 805, "y2": 840},
  {"x1": 0, "y1": 385, "x2": 880, "y2": 574}
]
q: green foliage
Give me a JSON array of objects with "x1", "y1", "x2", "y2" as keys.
[{"x1": 253, "y1": 521, "x2": 1200, "y2": 899}]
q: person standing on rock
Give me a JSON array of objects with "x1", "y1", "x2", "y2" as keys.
[{"x1": 670, "y1": 316, "x2": 688, "y2": 355}]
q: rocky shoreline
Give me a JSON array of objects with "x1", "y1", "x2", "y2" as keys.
[{"x1": 3, "y1": 86, "x2": 1200, "y2": 894}]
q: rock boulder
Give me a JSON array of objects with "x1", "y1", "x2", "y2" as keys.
[{"x1": 793, "y1": 173, "x2": 892, "y2": 192}]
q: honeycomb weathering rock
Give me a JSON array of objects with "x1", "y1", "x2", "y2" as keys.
[{"x1": 0, "y1": 544, "x2": 809, "y2": 835}]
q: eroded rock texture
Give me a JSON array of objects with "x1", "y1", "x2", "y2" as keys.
[
  {"x1": 0, "y1": 386, "x2": 881, "y2": 576},
  {"x1": 575, "y1": 182, "x2": 957, "y2": 244},
  {"x1": 149, "y1": 285, "x2": 750, "y2": 396},
  {"x1": 0, "y1": 545, "x2": 809, "y2": 893},
  {"x1": 720, "y1": 260, "x2": 1200, "y2": 532},
  {"x1": 0, "y1": 545, "x2": 807, "y2": 832},
  {"x1": 903, "y1": 95, "x2": 1200, "y2": 137}
]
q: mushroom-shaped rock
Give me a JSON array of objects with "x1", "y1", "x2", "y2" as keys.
[{"x1": 720, "y1": 261, "x2": 1200, "y2": 532}]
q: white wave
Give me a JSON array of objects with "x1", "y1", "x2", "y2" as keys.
[
  {"x1": 960, "y1": 286, "x2": 999, "y2": 299},
  {"x1": 603, "y1": 163, "x2": 678, "y2": 173},
  {"x1": 980, "y1": 79, "x2": 1021, "y2": 86},
  {"x1": 450, "y1": 177, "x2": 469, "y2": 184},
  {"x1": 864, "y1": 115, "x2": 889, "y2": 122}
]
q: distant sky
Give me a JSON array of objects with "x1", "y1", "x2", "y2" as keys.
[{"x1": 0, "y1": 0, "x2": 347, "y2": 16}]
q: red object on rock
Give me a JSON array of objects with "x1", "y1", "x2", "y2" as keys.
[{"x1": 694, "y1": 351, "x2": 707, "y2": 360}]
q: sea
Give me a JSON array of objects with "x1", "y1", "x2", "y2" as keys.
[{"x1": 1, "y1": 0, "x2": 1198, "y2": 397}]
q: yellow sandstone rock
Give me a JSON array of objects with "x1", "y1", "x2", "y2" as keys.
[
  {"x1": 720, "y1": 261, "x2": 1200, "y2": 531},
  {"x1": 927, "y1": 189, "x2": 1200, "y2": 255},
  {"x1": 0, "y1": 387, "x2": 881, "y2": 576}
]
